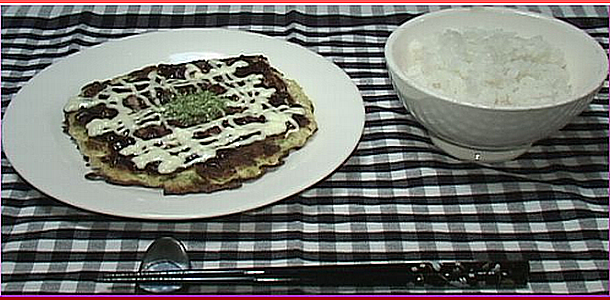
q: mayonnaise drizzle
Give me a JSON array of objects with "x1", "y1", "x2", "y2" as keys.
[{"x1": 65, "y1": 58, "x2": 306, "y2": 174}]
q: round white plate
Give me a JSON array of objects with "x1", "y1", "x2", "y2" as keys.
[{"x1": 2, "y1": 28, "x2": 365, "y2": 220}]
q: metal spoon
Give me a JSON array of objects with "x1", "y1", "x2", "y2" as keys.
[{"x1": 137, "y1": 236, "x2": 191, "y2": 293}]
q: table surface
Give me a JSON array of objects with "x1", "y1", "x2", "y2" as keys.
[{"x1": 1, "y1": 5, "x2": 608, "y2": 295}]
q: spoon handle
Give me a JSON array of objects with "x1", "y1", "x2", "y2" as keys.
[{"x1": 100, "y1": 261, "x2": 529, "y2": 288}]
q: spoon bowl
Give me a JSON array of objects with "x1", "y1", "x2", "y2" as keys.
[{"x1": 139, "y1": 237, "x2": 191, "y2": 293}]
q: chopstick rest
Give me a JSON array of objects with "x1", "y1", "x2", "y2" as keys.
[{"x1": 99, "y1": 261, "x2": 529, "y2": 289}]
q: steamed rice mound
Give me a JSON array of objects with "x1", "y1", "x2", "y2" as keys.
[{"x1": 404, "y1": 28, "x2": 572, "y2": 107}]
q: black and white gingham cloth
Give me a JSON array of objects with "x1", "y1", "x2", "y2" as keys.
[{"x1": 1, "y1": 5, "x2": 608, "y2": 294}]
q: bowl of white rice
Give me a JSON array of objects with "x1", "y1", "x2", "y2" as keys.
[{"x1": 385, "y1": 7, "x2": 608, "y2": 162}]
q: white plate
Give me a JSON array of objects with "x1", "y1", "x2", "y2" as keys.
[{"x1": 2, "y1": 29, "x2": 365, "y2": 220}]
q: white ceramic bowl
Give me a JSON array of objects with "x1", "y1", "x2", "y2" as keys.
[{"x1": 385, "y1": 7, "x2": 608, "y2": 162}]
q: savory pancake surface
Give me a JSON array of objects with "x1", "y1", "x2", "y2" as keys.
[{"x1": 63, "y1": 55, "x2": 317, "y2": 194}]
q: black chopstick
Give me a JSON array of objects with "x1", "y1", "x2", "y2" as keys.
[{"x1": 99, "y1": 261, "x2": 529, "y2": 288}]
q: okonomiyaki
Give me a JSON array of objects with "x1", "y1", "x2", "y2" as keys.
[{"x1": 63, "y1": 55, "x2": 318, "y2": 194}]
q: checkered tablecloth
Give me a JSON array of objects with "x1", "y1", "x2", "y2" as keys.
[{"x1": 1, "y1": 5, "x2": 608, "y2": 295}]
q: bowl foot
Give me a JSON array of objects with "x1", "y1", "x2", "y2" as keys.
[{"x1": 429, "y1": 134, "x2": 531, "y2": 163}]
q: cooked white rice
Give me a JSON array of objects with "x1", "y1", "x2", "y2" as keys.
[{"x1": 404, "y1": 28, "x2": 572, "y2": 107}]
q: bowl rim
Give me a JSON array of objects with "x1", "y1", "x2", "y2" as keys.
[{"x1": 384, "y1": 6, "x2": 609, "y2": 112}]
